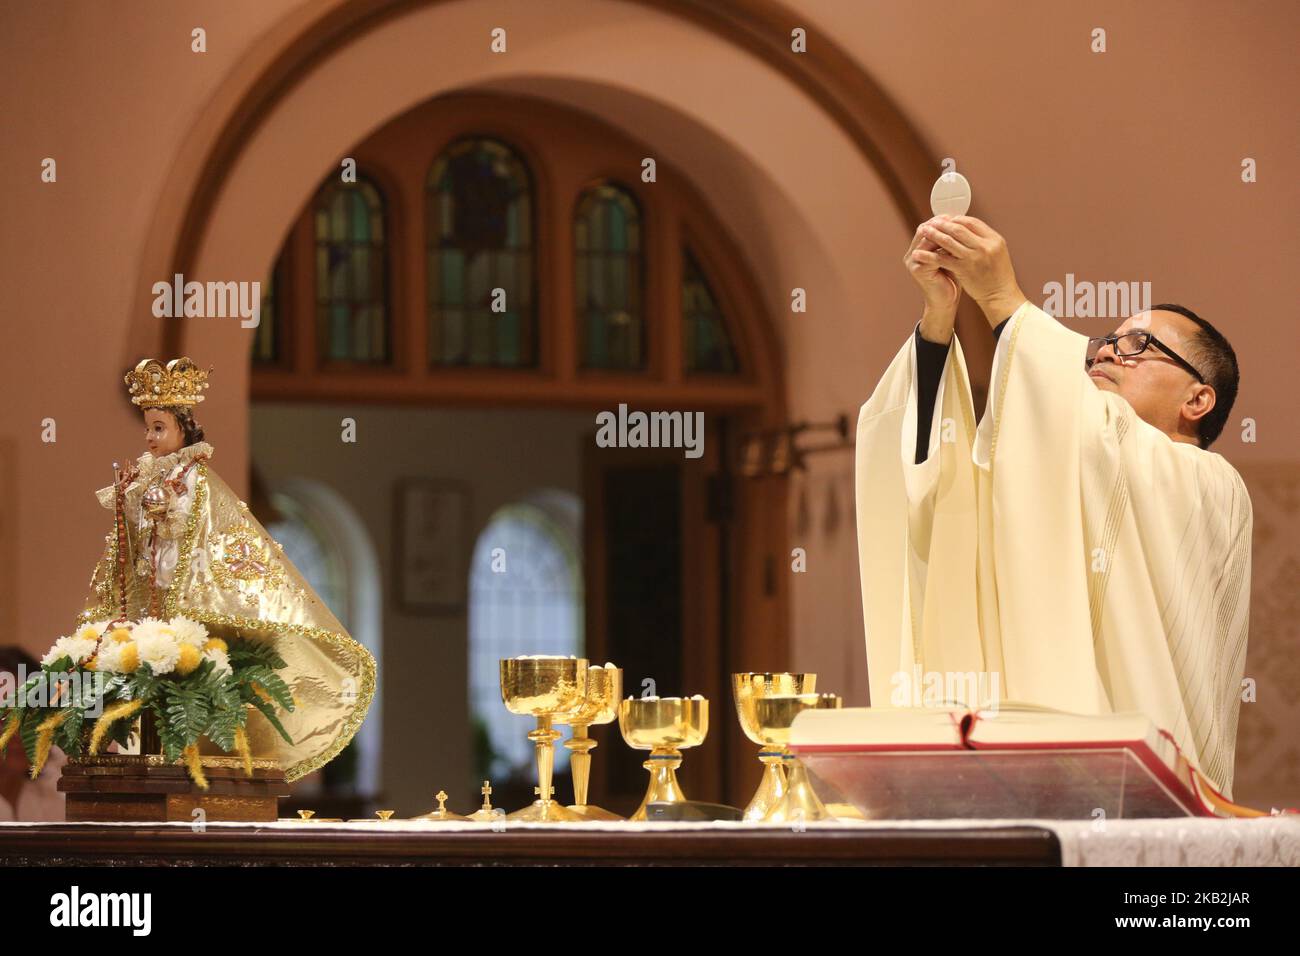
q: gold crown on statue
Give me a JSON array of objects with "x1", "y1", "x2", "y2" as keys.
[{"x1": 124, "y1": 357, "x2": 212, "y2": 407}]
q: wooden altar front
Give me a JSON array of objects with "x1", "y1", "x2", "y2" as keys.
[{"x1": 0, "y1": 822, "x2": 1059, "y2": 866}]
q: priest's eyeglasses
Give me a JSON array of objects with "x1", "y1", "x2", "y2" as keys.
[{"x1": 1085, "y1": 332, "x2": 1205, "y2": 384}]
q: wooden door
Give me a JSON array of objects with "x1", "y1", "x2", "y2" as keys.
[{"x1": 581, "y1": 417, "x2": 727, "y2": 815}]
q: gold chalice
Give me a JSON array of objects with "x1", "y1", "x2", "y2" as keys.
[
  {"x1": 752, "y1": 693, "x2": 841, "y2": 824},
  {"x1": 618, "y1": 696, "x2": 708, "y2": 821},
  {"x1": 558, "y1": 664, "x2": 623, "y2": 821},
  {"x1": 733, "y1": 673, "x2": 816, "y2": 821},
  {"x1": 500, "y1": 656, "x2": 589, "y2": 822}
]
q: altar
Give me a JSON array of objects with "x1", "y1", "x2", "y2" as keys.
[{"x1": 1, "y1": 817, "x2": 1296, "y2": 867}]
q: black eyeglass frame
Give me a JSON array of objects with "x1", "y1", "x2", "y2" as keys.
[{"x1": 1085, "y1": 331, "x2": 1206, "y2": 384}]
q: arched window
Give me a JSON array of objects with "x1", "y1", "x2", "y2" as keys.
[
  {"x1": 266, "y1": 495, "x2": 347, "y2": 621},
  {"x1": 575, "y1": 183, "x2": 644, "y2": 370},
  {"x1": 468, "y1": 493, "x2": 582, "y2": 781},
  {"x1": 426, "y1": 138, "x2": 536, "y2": 368},
  {"x1": 682, "y1": 246, "x2": 738, "y2": 373},
  {"x1": 252, "y1": 94, "x2": 769, "y2": 405},
  {"x1": 253, "y1": 249, "x2": 287, "y2": 365},
  {"x1": 315, "y1": 177, "x2": 389, "y2": 363},
  {"x1": 263, "y1": 480, "x2": 384, "y2": 797}
]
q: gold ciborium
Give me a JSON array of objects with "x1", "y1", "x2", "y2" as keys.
[
  {"x1": 500, "y1": 656, "x2": 589, "y2": 822},
  {"x1": 733, "y1": 672, "x2": 816, "y2": 821},
  {"x1": 557, "y1": 663, "x2": 623, "y2": 820},
  {"x1": 752, "y1": 693, "x2": 841, "y2": 824},
  {"x1": 618, "y1": 696, "x2": 708, "y2": 821}
]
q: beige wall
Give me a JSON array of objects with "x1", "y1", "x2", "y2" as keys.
[{"x1": 1, "y1": 0, "x2": 1295, "y2": 806}]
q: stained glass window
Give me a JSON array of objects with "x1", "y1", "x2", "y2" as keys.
[
  {"x1": 468, "y1": 502, "x2": 582, "y2": 781},
  {"x1": 682, "y1": 247, "x2": 739, "y2": 373},
  {"x1": 252, "y1": 249, "x2": 286, "y2": 365},
  {"x1": 314, "y1": 177, "x2": 389, "y2": 363},
  {"x1": 575, "y1": 183, "x2": 644, "y2": 369},
  {"x1": 426, "y1": 138, "x2": 536, "y2": 367}
]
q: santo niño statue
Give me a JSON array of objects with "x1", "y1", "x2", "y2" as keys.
[{"x1": 76, "y1": 357, "x2": 375, "y2": 783}]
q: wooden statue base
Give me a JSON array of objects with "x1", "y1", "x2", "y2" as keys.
[{"x1": 58, "y1": 755, "x2": 290, "y2": 823}]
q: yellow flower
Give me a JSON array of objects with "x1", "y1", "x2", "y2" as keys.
[
  {"x1": 109, "y1": 627, "x2": 132, "y2": 643},
  {"x1": 182, "y1": 744, "x2": 209, "y2": 790},
  {"x1": 234, "y1": 726, "x2": 253, "y2": 778},
  {"x1": 84, "y1": 655, "x2": 97, "y2": 671},
  {"x1": 175, "y1": 643, "x2": 202, "y2": 677},
  {"x1": 0, "y1": 711, "x2": 19, "y2": 752},
  {"x1": 31, "y1": 710, "x2": 70, "y2": 778},
  {"x1": 202, "y1": 638, "x2": 227, "y2": 654},
  {"x1": 118, "y1": 642, "x2": 139, "y2": 673},
  {"x1": 88, "y1": 698, "x2": 143, "y2": 756}
]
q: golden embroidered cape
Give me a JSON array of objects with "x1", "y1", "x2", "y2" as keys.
[{"x1": 79, "y1": 445, "x2": 376, "y2": 783}]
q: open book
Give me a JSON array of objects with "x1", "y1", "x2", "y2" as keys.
[{"x1": 789, "y1": 702, "x2": 1266, "y2": 819}]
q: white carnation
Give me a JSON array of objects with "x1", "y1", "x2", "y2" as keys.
[
  {"x1": 133, "y1": 618, "x2": 180, "y2": 675},
  {"x1": 41, "y1": 634, "x2": 99, "y2": 667},
  {"x1": 72, "y1": 620, "x2": 109, "y2": 644},
  {"x1": 168, "y1": 615, "x2": 209, "y2": 648},
  {"x1": 96, "y1": 640, "x2": 136, "y2": 674},
  {"x1": 203, "y1": 646, "x2": 232, "y2": 678}
]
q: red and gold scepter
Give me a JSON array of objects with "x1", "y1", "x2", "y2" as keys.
[{"x1": 111, "y1": 461, "x2": 131, "y2": 627}]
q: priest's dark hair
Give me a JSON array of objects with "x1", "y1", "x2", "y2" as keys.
[
  {"x1": 1151, "y1": 303, "x2": 1238, "y2": 449},
  {"x1": 143, "y1": 404, "x2": 206, "y2": 447}
]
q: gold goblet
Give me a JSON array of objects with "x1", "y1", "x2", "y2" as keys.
[
  {"x1": 557, "y1": 664, "x2": 623, "y2": 820},
  {"x1": 752, "y1": 693, "x2": 842, "y2": 824},
  {"x1": 733, "y1": 673, "x2": 816, "y2": 821},
  {"x1": 618, "y1": 696, "x2": 708, "y2": 821},
  {"x1": 500, "y1": 656, "x2": 589, "y2": 822}
]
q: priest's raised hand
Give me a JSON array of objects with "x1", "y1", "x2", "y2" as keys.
[
  {"x1": 904, "y1": 215, "x2": 962, "y2": 345},
  {"x1": 919, "y1": 215, "x2": 1027, "y2": 331}
]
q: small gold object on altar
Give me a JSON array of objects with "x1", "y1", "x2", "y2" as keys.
[
  {"x1": 500, "y1": 656, "x2": 589, "y2": 822},
  {"x1": 347, "y1": 809, "x2": 397, "y2": 822},
  {"x1": 733, "y1": 672, "x2": 816, "y2": 821},
  {"x1": 413, "y1": 789, "x2": 468, "y2": 822},
  {"x1": 558, "y1": 663, "x2": 623, "y2": 821},
  {"x1": 618, "y1": 695, "x2": 708, "y2": 821},
  {"x1": 467, "y1": 780, "x2": 499, "y2": 822},
  {"x1": 296, "y1": 810, "x2": 315, "y2": 821},
  {"x1": 420, "y1": 789, "x2": 467, "y2": 821},
  {"x1": 753, "y1": 693, "x2": 842, "y2": 823}
]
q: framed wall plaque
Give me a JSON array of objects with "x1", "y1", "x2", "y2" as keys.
[{"x1": 394, "y1": 478, "x2": 471, "y2": 613}]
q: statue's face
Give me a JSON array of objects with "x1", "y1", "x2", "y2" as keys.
[{"x1": 143, "y1": 409, "x2": 184, "y2": 457}]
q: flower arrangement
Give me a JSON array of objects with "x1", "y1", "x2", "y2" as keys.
[{"x1": 0, "y1": 616, "x2": 295, "y2": 789}]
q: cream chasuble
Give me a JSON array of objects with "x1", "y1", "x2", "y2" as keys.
[{"x1": 855, "y1": 301, "x2": 1252, "y2": 798}]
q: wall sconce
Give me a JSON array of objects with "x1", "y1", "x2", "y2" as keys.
[{"x1": 738, "y1": 414, "x2": 851, "y2": 477}]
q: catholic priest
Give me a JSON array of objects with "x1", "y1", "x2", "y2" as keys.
[{"x1": 855, "y1": 214, "x2": 1251, "y2": 799}]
